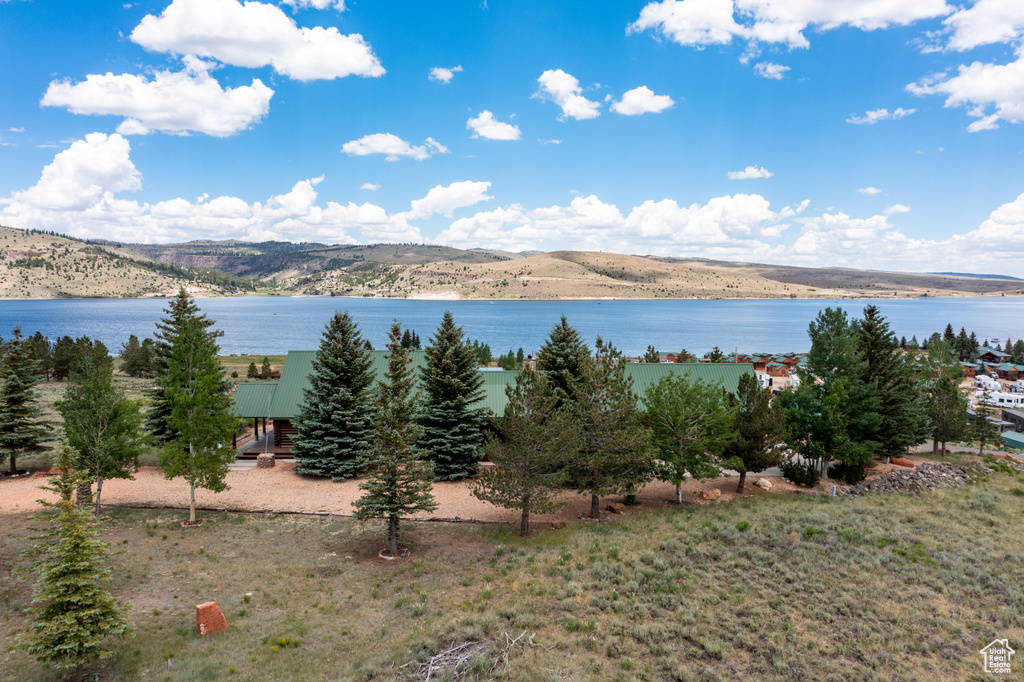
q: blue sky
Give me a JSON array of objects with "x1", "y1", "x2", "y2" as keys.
[{"x1": 1, "y1": 0, "x2": 1023, "y2": 275}]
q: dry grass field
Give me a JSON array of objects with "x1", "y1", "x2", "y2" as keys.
[{"x1": 1, "y1": 458, "x2": 1022, "y2": 681}]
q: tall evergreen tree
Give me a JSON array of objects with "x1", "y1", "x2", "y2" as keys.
[
  {"x1": 118, "y1": 335, "x2": 151, "y2": 378},
  {"x1": 158, "y1": 292, "x2": 238, "y2": 524},
  {"x1": 779, "y1": 308, "x2": 880, "y2": 477},
  {"x1": 643, "y1": 345, "x2": 660, "y2": 363},
  {"x1": 973, "y1": 389, "x2": 1000, "y2": 456},
  {"x1": 19, "y1": 439, "x2": 134, "y2": 682},
  {"x1": 928, "y1": 370, "x2": 968, "y2": 454},
  {"x1": 56, "y1": 355, "x2": 144, "y2": 514},
  {"x1": 293, "y1": 311, "x2": 374, "y2": 480},
  {"x1": 471, "y1": 368, "x2": 576, "y2": 535},
  {"x1": 943, "y1": 323, "x2": 955, "y2": 343},
  {"x1": 354, "y1": 322, "x2": 437, "y2": 557},
  {"x1": 52, "y1": 335, "x2": 76, "y2": 381},
  {"x1": 418, "y1": 311, "x2": 487, "y2": 480},
  {"x1": 645, "y1": 372, "x2": 735, "y2": 503},
  {"x1": 146, "y1": 290, "x2": 224, "y2": 446},
  {"x1": 536, "y1": 316, "x2": 590, "y2": 407},
  {"x1": 260, "y1": 356, "x2": 272, "y2": 379},
  {"x1": 246, "y1": 361, "x2": 259, "y2": 379},
  {"x1": 858, "y1": 305, "x2": 926, "y2": 460},
  {"x1": 29, "y1": 332, "x2": 53, "y2": 381},
  {"x1": 723, "y1": 373, "x2": 787, "y2": 493},
  {"x1": 567, "y1": 337, "x2": 653, "y2": 518},
  {"x1": 0, "y1": 326, "x2": 50, "y2": 475}
]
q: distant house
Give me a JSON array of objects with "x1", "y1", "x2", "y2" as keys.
[
  {"x1": 978, "y1": 346, "x2": 1011, "y2": 364},
  {"x1": 232, "y1": 351, "x2": 756, "y2": 455}
]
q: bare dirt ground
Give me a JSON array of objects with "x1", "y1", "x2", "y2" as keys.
[{"x1": 0, "y1": 462, "x2": 845, "y2": 524}]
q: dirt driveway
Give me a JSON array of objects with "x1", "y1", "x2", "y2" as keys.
[{"x1": 0, "y1": 462, "x2": 845, "y2": 525}]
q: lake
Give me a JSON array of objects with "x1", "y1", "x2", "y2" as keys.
[{"x1": 1, "y1": 296, "x2": 1023, "y2": 357}]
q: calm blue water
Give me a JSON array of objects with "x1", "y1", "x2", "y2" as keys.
[{"x1": 1, "y1": 297, "x2": 1022, "y2": 356}]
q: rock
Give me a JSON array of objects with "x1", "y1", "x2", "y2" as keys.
[
  {"x1": 699, "y1": 489, "x2": 722, "y2": 501},
  {"x1": 549, "y1": 520, "x2": 567, "y2": 530},
  {"x1": 195, "y1": 601, "x2": 228, "y2": 636},
  {"x1": 754, "y1": 478, "x2": 773, "y2": 490},
  {"x1": 605, "y1": 503, "x2": 626, "y2": 514},
  {"x1": 256, "y1": 453, "x2": 275, "y2": 469},
  {"x1": 891, "y1": 457, "x2": 915, "y2": 468}
]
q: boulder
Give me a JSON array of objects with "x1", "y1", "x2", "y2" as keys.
[
  {"x1": 548, "y1": 520, "x2": 567, "y2": 530},
  {"x1": 891, "y1": 457, "x2": 915, "y2": 468},
  {"x1": 605, "y1": 503, "x2": 626, "y2": 514},
  {"x1": 698, "y1": 489, "x2": 722, "y2": 501},
  {"x1": 195, "y1": 601, "x2": 228, "y2": 636},
  {"x1": 754, "y1": 478, "x2": 773, "y2": 490},
  {"x1": 256, "y1": 453, "x2": 275, "y2": 469}
]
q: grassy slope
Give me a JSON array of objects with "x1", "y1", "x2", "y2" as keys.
[{"x1": 1, "y1": 462, "x2": 1021, "y2": 681}]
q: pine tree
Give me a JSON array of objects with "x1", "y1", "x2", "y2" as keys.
[
  {"x1": 118, "y1": 335, "x2": 149, "y2": 378},
  {"x1": 943, "y1": 323, "x2": 955, "y2": 343},
  {"x1": 643, "y1": 345, "x2": 660, "y2": 363},
  {"x1": 247, "y1": 361, "x2": 259, "y2": 379},
  {"x1": 0, "y1": 326, "x2": 50, "y2": 475},
  {"x1": 293, "y1": 311, "x2": 374, "y2": 480},
  {"x1": 471, "y1": 368, "x2": 576, "y2": 535},
  {"x1": 928, "y1": 370, "x2": 968, "y2": 454},
  {"x1": 52, "y1": 335, "x2": 76, "y2": 381},
  {"x1": 19, "y1": 439, "x2": 134, "y2": 682},
  {"x1": 29, "y1": 331, "x2": 53, "y2": 381},
  {"x1": 858, "y1": 305, "x2": 925, "y2": 460},
  {"x1": 567, "y1": 337, "x2": 653, "y2": 518},
  {"x1": 973, "y1": 389, "x2": 1000, "y2": 456},
  {"x1": 645, "y1": 372, "x2": 735, "y2": 503},
  {"x1": 536, "y1": 316, "x2": 590, "y2": 407},
  {"x1": 56, "y1": 355, "x2": 144, "y2": 514},
  {"x1": 418, "y1": 311, "x2": 487, "y2": 480},
  {"x1": 158, "y1": 291, "x2": 238, "y2": 524},
  {"x1": 706, "y1": 346, "x2": 725, "y2": 362},
  {"x1": 260, "y1": 356, "x2": 272, "y2": 379},
  {"x1": 146, "y1": 290, "x2": 224, "y2": 446},
  {"x1": 353, "y1": 322, "x2": 437, "y2": 557},
  {"x1": 723, "y1": 373, "x2": 787, "y2": 493}
]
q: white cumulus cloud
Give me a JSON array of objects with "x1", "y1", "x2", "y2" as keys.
[
  {"x1": 534, "y1": 69, "x2": 601, "y2": 121},
  {"x1": 341, "y1": 133, "x2": 448, "y2": 161},
  {"x1": 610, "y1": 86, "x2": 675, "y2": 115},
  {"x1": 9, "y1": 133, "x2": 141, "y2": 211},
  {"x1": 130, "y1": 0, "x2": 384, "y2": 81},
  {"x1": 943, "y1": 0, "x2": 1024, "y2": 51},
  {"x1": 858, "y1": 186, "x2": 883, "y2": 195},
  {"x1": 403, "y1": 180, "x2": 493, "y2": 220},
  {"x1": 753, "y1": 62, "x2": 790, "y2": 79},
  {"x1": 40, "y1": 58, "x2": 273, "y2": 137},
  {"x1": 629, "y1": 0, "x2": 950, "y2": 50},
  {"x1": 727, "y1": 165, "x2": 773, "y2": 180},
  {"x1": 360, "y1": 183, "x2": 380, "y2": 191},
  {"x1": 907, "y1": 48, "x2": 1024, "y2": 132},
  {"x1": 884, "y1": 204, "x2": 911, "y2": 214},
  {"x1": 280, "y1": 0, "x2": 346, "y2": 10},
  {"x1": 846, "y1": 107, "x2": 916, "y2": 124},
  {"x1": 467, "y1": 111, "x2": 521, "y2": 140},
  {"x1": 429, "y1": 65, "x2": 463, "y2": 83}
]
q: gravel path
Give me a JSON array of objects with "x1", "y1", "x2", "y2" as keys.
[{"x1": 0, "y1": 465, "x2": 822, "y2": 525}]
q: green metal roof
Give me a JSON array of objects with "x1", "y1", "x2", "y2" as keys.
[
  {"x1": 624, "y1": 362, "x2": 756, "y2": 409},
  {"x1": 475, "y1": 370, "x2": 520, "y2": 415},
  {"x1": 265, "y1": 349, "x2": 430, "y2": 420},
  {"x1": 232, "y1": 382, "x2": 275, "y2": 418},
  {"x1": 1001, "y1": 431, "x2": 1024, "y2": 450},
  {"x1": 250, "y1": 352, "x2": 754, "y2": 421}
]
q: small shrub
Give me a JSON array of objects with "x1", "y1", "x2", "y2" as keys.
[
  {"x1": 781, "y1": 459, "x2": 821, "y2": 487},
  {"x1": 1011, "y1": 487, "x2": 1024, "y2": 496},
  {"x1": 736, "y1": 520, "x2": 751, "y2": 532},
  {"x1": 828, "y1": 462, "x2": 866, "y2": 484}
]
